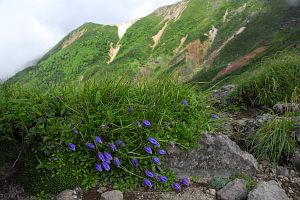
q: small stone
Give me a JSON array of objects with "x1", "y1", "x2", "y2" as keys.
[
  {"x1": 276, "y1": 166, "x2": 289, "y2": 177},
  {"x1": 101, "y1": 190, "x2": 123, "y2": 200},
  {"x1": 216, "y1": 179, "x2": 248, "y2": 200},
  {"x1": 55, "y1": 188, "x2": 83, "y2": 200},
  {"x1": 209, "y1": 189, "x2": 216, "y2": 196},
  {"x1": 97, "y1": 187, "x2": 108, "y2": 193},
  {"x1": 248, "y1": 180, "x2": 289, "y2": 200}
]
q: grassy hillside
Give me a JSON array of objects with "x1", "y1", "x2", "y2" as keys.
[{"x1": 9, "y1": 23, "x2": 119, "y2": 87}]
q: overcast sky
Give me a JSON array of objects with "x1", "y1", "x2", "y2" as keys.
[{"x1": 0, "y1": 0, "x2": 180, "y2": 80}]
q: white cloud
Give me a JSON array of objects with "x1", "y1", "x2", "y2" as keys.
[{"x1": 0, "y1": 0, "x2": 180, "y2": 80}]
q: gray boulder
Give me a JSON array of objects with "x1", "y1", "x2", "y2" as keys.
[
  {"x1": 55, "y1": 188, "x2": 82, "y2": 200},
  {"x1": 100, "y1": 190, "x2": 123, "y2": 200},
  {"x1": 164, "y1": 133, "x2": 258, "y2": 178},
  {"x1": 273, "y1": 103, "x2": 300, "y2": 114},
  {"x1": 248, "y1": 181, "x2": 289, "y2": 200},
  {"x1": 216, "y1": 179, "x2": 248, "y2": 200}
]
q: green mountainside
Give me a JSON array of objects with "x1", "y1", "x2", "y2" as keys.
[{"x1": 8, "y1": 0, "x2": 300, "y2": 87}]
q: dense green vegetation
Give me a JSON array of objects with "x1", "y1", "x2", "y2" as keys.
[
  {"x1": 0, "y1": 77, "x2": 214, "y2": 195},
  {"x1": 231, "y1": 51, "x2": 300, "y2": 106}
]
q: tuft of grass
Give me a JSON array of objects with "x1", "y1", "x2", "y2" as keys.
[{"x1": 247, "y1": 117, "x2": 296, "y2": 163}]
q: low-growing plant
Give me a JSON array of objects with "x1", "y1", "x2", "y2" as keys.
[
  {"x1": 210, "y1": 176, "x2": 226, "y2": 190},
  {"x1": 0, "y1": 77, "x2": 211, "y2": 194},
  {"x1": 247, "y1": 117, "x2": 296, "y2": 163}
]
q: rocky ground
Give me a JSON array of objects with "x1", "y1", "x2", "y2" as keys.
[{"x1": 1, "y1": 85, "x2": 300, "y2": 200}]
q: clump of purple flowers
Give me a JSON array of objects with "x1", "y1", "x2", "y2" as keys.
[{"x1": 66, "y1": 103, "x2": 193, "y2": 192}]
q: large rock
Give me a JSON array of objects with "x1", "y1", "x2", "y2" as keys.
[
  {"x1": 164, "y1": 133, "x2": 258, "y2": 178},
  {"x1": 273, "y1": 103, "x2": 300, "y2": 114},
  {"x1": 247, "y1": 181, "x2": 289, "y2": 200},
  {"x1": 100, "y1": 190, "x2": 123, "y2": 200},
  {"x1": 216, "y1": 179, "x2": 248, "y2": 200},
  {"x1": 55, "y1": 188, "x2": 82, "y2": 200}
]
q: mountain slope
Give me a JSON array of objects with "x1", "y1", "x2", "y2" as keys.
[{"x1": 8, "y1": 0, "x2": 300, "y2": 87}]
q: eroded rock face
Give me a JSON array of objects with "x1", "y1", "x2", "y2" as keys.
[
  {"x1": 164, "y1": 133, "x2": 258, "y2": 179},
  {"x1": 216, "y1": 179, "x2": 248, "y2": 200},
  {"x1": 247, "y1": 181, "x2": 289, "y2": 200}
]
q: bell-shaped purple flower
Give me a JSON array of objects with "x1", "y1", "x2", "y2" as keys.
[
  {"x1": 110, "y1": 143, "x2": 117, "y2": 152},
  {"x1": 158, "y1": 149, "x2": 166, "y2": 155},
  {"x1": 182, "y1": 99, "x2": 189, "y2": 107},
  {"x1": 86, "y1": 142, "x2": 95, "y2": 150},
  {"x1": 96, "y1": 163, "x2": 102, "y2": 172},
  {"x1": 95, "y1": 136, "x2": 103, "y2": 144},
  {"x1": 144, "y1": 179, "x2": 152, "y2": 188},
  {"x1": 182, "y1": 178, "x2": 189, "y2": 186},
  {"x1": 152, "y1": 157, "x2": 160, "y2": 164},
  {"x1": 211, "y1": 114, "x2": 219, "y2": 120},
  {"x1": 132, "y1": 158, "x2": 138, "y2": 168},
  {"x1": 173, "y1": 183, "x2": 181, "y2": 190},
  {"x1": 72, "y1": 127, "x2": 78, "y2": 134},
  {"x1": 145, "y1": 170, "x2": 154, "y2": 178},
  {"x1": 68, "y1": 143, "x2": 76, "y2": 151},
  {"x1": 104, "y1": 151, "x2": 112, "y2": 161},
  {"x1": 160, "y1": 176, "x2": 167, "y2": 183},
  {"x1": 116, "y1": 140, "x2": 125, "y2": 147},
  {"x1": 144, "y1": 146, "x2": 153, "y2": 154},
  {"x1": 114, "y1": 157, "x2": 121, "y2": 167},
  {"x1": 143, "y1": 120, "x2": 151, "y2": 127},
  {"x1": 102, "y1": 161, "x2": 110, "y2": 171},
  {"x1": 148, "y1": 137, "x2": 160, "y2": 147},
  {"x1": 98, "y1": 152, "x2": 105, "y2": 162}
]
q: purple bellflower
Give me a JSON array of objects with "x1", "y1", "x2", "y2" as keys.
[
  {"x1": 173, "y1": 183, "x2": 181, "y2": 190},
  {"x1": 68, "y1": 143, "x2": 76, "y2": 151},
  {"x1": 86, "y1": 142, "x2": 95, "y2": 150},
  {"x1": 98, "y1": 152, "x2": 105, "y2": 162},
  {"x1": 145, "y1": 170, "x2": 154, "y2": 178},
  {"x1": 96, "y1": 163, "x2": 102, "y2": 172},
  {"x1": 144, "y1": 179, "x2": 152, "y2": 188},
  {"x1": 95, "y1": 136, "x2": 103, "y2": 144},
  {"x1": 143, "y1": 120, "x2": 151, "y2": 127},
  {"x1": 182, "y1": 178, "x2": 190, "y2": 186},
  {"x1": 158, "y1": 149, "x2": 166, "y2": 155},
  {"x1": 148, "y1": 137, "x2": 160, "y2": 147},
  {"x1": 132, "y1": 158, "x2": 138, "y2": 168},
  {"x1": 152, "y1": 157, "x2": 160, "y2": 164},
  {"x1": 144, "y1": 146, "x2": 153, "y2": 154},
  {"x1": 160, "y1": 176, "x2": 167, "y2": 183},
  {"x1": 102, "y1": 162, "x2": 110, "y2": 171}
]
